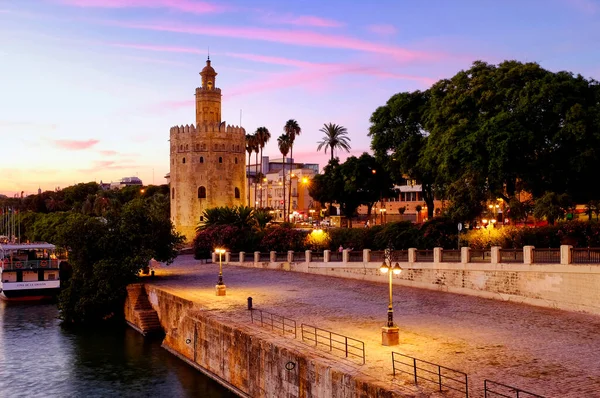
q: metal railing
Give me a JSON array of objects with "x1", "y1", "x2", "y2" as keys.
[
  {"x1": 441, "y1": 250, "x2": 461, "y2": 263},
  {"x1": 370, "y1": 250, "x2": 386, "y2": 262},
  {"x1": 310, "y1": 251, "x2": 324, "y2": 262},
  {"x1": 533, "y1": 249, "x2": 560, "y2": 264},
  {"x1": 329, "y1": 252, "x2": 343, "y2": 262},
  {"x1": 470, "y1": 249, "x2": 491, "y2": 263},
  {"x1": 300, "y1": 324, "x2": 365, "y2": 364},
  {"x1": 250, "y1": 309, "x2": 297, "y2": 338},
  {"x1": 499, "y1": 249, "x2": 523, "y2": 263},
  {"x1": 392, "y1": 250, "x2": 409, "y2": 262},
  {"x1": 230, "y1": 253, "x2": 240, "y2": 262},
  {"x1": 392, "y1": 352, "x2": 468, "y2": 397},
  {"x1": 275, "y1": 252, "x2": 288, "y2": 262},
  {"x1": 415, "y1": 250, "x2": 434, "y2": 262},
  {"x1": 292, "y1": 251, "x2": 306, "y2": 262},
  {"x1": 571, "y1": 248, "x2": 600, "y2": 264},
  {"x1": 1, "y1": 259, "x2": 60, "y2": 270},
  {"x1": 348, "y1": 251, "x2": 364, "y2": 262},
  {"x1": 484, "y1": 379, "x2": 545, "y2": 398},
  {"x1": 258, "y1": 252, "x2": 271, "y2": 262}
]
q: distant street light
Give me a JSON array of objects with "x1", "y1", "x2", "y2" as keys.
[
  {"x1": 215, "y1": 248, "x2": 227, "y2": 296},
  {"x1": 379, "y1": 248, "x2": 402, "y2": 346}
]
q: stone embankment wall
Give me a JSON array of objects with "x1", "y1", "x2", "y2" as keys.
[
  {"x1": 226, "y1": 246, "x2": 600, "y2": 316},
  {"x1": 125, "y1": 285, "x2": 411, "y2": 398}
]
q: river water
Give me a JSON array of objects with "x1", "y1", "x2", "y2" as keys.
[{"x1": 0, "y1": 301, "x2": 237, "y2": 398}]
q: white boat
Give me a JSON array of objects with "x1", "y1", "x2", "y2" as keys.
[{"x1": 0, "y1": 243, "x2": 62, "y2": 301}]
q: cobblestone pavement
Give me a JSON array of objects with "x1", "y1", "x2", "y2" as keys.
[{"x1": 149, "y1": 256, "x2": 600, "y2": 398}]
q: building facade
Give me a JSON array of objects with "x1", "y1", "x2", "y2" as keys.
[{"x1": 169, "y1": 58, "x2": 246, "y2": 241}]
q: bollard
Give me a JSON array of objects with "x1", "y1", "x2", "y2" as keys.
[{"x1": 247, "y1": 297, "x2": 253, "y2": 310}]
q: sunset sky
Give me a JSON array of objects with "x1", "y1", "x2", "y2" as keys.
[{"x1": 1, "y1": 0, "x2": 599, "y2": 196}]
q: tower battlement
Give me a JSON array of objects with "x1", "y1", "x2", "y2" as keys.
[{"x1": 169, "y1": 122, "x2": 246, "y2": 138}]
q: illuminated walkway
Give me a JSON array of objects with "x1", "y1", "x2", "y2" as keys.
[{"x1": 150, "y1": 255, "x2": 600, "y2": 397}]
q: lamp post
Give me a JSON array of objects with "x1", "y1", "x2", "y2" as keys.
[
  {"x1": 379, "y1": 248, "x2": 402, "y2": 345},
  {"x1": 215, "y1": 248, "x2": 227, "y2": 296}
]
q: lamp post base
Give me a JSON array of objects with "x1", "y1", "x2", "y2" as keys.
[
  {"x1": 381, "y1": 326, "x2": 400, "y2": 346},
  {"x1": 215, "y1": 284, "x2": 227, "y2": 296}
]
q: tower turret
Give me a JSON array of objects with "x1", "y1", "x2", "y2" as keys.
[{"x1": 195, "y1": 57, "x2": 221, "y2": 125}]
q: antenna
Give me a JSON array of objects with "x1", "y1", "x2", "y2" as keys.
[{"x1": 208, "y1": 46, "x2": 210, "y2": 61}]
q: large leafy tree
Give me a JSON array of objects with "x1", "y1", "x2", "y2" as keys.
[
  {"x1": 317, "y1": 123, "x2": 351, "y2": 161},
  {"x1": 369, "y1": 91, "x2": 437, "y2": 218}
]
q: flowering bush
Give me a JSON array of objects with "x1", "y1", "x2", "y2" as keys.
[{"x1": 259, "y1": 226, "x2": 308, "y2": 252}]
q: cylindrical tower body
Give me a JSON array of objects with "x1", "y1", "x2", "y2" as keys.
[{"x1": 169, "y1": 59, "x2": 247, "y2": 241}]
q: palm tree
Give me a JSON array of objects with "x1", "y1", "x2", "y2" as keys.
[
  {"x1": 317, "y1": 123, "x2": 351, "y2": 161},
  {"x1": 277, "y1": 134, "x2": 292, "y2": 221},
  {"x1": 284, "y1": 119, "x2": 301, "y2": 219},
  {"x1": 255, "y1": 126, "x2": 271, "y2": 208},
  {"x1": 253, "y1": 138, "x2": 260, "y2": 208},
  {"x1": 245, "y1": 134, "x2": 256, "y2": 207}
]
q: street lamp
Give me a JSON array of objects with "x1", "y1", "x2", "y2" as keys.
[
  {"x1": 380, "y1": 208, "x2": 386, "y2": 225},
  {"x1": 215, "y1": 248, "x2": 227, "y2": 296},
  {"x1": 379, "y1": 248, "x2": 402, "y2": 345}
]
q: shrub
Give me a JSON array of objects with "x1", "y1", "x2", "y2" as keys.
[
  {"x1": 193, "y1": 225, "x2": 261, "y2": 259},
  {"x1": 260, "y1": 226, "x2": 308, "y2": 252},
  {"x1": 418, "y1": 217, "x2": 458, "y2": 249},
  {"x1": 373, "y1": 222, "x2": 418, "y2": 249}
]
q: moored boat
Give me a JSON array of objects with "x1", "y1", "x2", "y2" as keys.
[{"x1": 0, "y1": 243, "x2": 62, "y2": 301}]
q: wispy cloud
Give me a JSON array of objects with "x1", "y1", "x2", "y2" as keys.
[
  {"x1": 260, "y1": 13, "x2": 344, "y2": 28},
  {"x1": 103, "y1": 20, "x2": 439, "y2": 61},
  {"x1": 367, "y1": 24, "x2": 398, "y2": 36},
  {"x1": 52, "y1": 139, "x2": 100, "y2": 150},
  {"x1": 99, "y1": 150, "x2": 118, "y2": 156},
  {"x1": 56, "y1": 0, "x2": 228, "y2": 14},
  {"x1": 223, "y1": 52, "x2": 318, "y2": 68}
]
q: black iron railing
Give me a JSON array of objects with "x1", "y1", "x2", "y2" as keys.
[
  {"x1": 415, "y1": 250, "x2": 434, "y2": 262},
  {"x1": 370, "y1": 250, "x2": 385, "y2": 262},
  {"x1": 311, "y1": 251, "x2": 324, "y2": 262},
  {"x1": 329, "y1": 252, "x2": 343, "y2": 262},
  {"x1": 571, "y1": 248, "x2": 600, "y2": 264},
  {"x1": 1, "y1": 259, "x2": 60, "y2": 270},
  {"x1": 392, "y1": 250, "x2": 409, "y2": 262},
  {"x1": 499, "y1": 249, "x2": 523, "y2": 263},
  {"x1": 348, "y1": 251, "x2": 364, "y2": 262},
  {"x1": 470, "y1": 249, "x2": 491, "y2": 263},
  {"x1": 533, "y1": 249, "x2": 560, "y2": 264},
  {"x1": 275, "y1": 252, "x2": 289, "y2": 262},
  {"x1": 229, "y1": 253, "x2": 240, "y2": 262},
  {"x1": 258, "y1": 252, "x2": 271, "y2": 262},
  {"x1": 392, "y1": 352, "x2": 468, "y2": 397},
  {"x1": 484, "y1": 379, "x2": 545, "y2": 398},
  {"x1": 300, "y1": 324, "x2": 365, "y2": 364},
  {"x1": 292, "y1": 251, "x2": 306, "y2": 262},
  {"x1": 250, "y1": 309, "x2": 297, "y2": 338},
  {"x1": 441, "y1": 250, "x2": 461, "y2": 263}
]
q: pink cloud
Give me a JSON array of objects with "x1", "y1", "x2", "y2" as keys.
[
  {"x1": 266, "y1": 14, "x2": 344, "y2": 28},
  {"x1": 223, "y1": 52, "x2": 318, "y2": 68},
  {"x1": 104, "y1": 20, "x2": 439, "y2": 61},
  {"x1": 99, "y1": 150, "x2": 118, "y2": 156},
  {"x1": 121, "y1": 55, "x2": 188, "y2": 66},
  {"x1": 367, "y1": 24, "x2": 398, "y2": 36},
  {"x1": 56, "y1": 0, "x2": 227, "y2": 14},
  {"x1": 52, "y1": 139, "x2": 100, "y2": 150},
  {"x1": 108, "y1": 42, "x2": 205, "y2": 55}
]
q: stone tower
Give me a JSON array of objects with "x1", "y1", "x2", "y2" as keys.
[{"x1": 169, "y1": 58, "x2": 247, "y2": 241}]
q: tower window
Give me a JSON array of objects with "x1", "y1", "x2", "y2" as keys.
[
  {"x1": 219, "y1": 157, "x2": 223, "y2": 163},
  {"x1": 200, "y1": 216, "x2": 204, "y2": 222},
  {"x1": 196, "y1": 144, "x2": 200, "y2": 150},
  {"x1": 182, "y1": 157, "x2": 186, "y2": 164},
  {"x1": 234, "y1": 157, "x2": 238, "y2": 164},
  {"x1": 221, "y1": 144, "x2": 225, "y2": 150},
  {"x1": 172, "y1": 188, "x2": 175, "y2": 199},
  {"x1": 186, "y1": 144, "x2": 189, "y2": 151},
  {"x1": 235, "y1": 187, "x2": 240, "y2": 199},
  {"x1": 198, "y1": 186, "x2": 206, "y2": 199},
  {"x1": 200, "y1": 156, "x2": 204, "y2": 163},
  {"x1": 179, "y1": 145, "x2": 183, "y2": 151},
  {"x1": 236, "y1": 145, "x2": 240, "y2": 151},
  {"x1": 172, "y1": 159, "x2": 174, "y2": 165}
]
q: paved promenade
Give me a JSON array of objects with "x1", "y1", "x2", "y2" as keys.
[{"x1": 150, "y1": 256, "x2": 600, "y2": 398}]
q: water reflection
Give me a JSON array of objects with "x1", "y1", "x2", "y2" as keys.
[{"x1": 0, "y1": 301, "x2": 237, "y2": 397}]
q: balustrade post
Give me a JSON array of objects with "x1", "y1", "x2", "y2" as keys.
[
  {"x1": 342, "y1": 249, "x2": 349, "y2": 263},
  {"x1": 490, "y1": 246, "x2": 501, "y2": 264},
  {"x1": 523, "y1": 246, "x2": 535, "y2": 265},
  {"x1": 363, "y1": 249, "x2": 371, "y2": 263},
  {"x1": 324, "y1": 250, "x2": 331, "y2": 263},
  {"x1": 288, "y1": 250, "x2": 294, "y2": 263},
  {"x1": 239, "y1": 252, "x2": 245, "y2": 263},
  {"x1": 305, "y1": 250, "x2": 311, "y2": 263},
  {"x1": 225, "y1": 252, "x2": 231, "y2": 264},
  {"x1": 433, "y1": 247, "x2": 442, "y2": 263},
  {"x1": 270, "y1": 251, "x2": 276, "y2": 263},
  {"x1": 408, "y1": 248, "x2": 417, "y2": 263},
  {"x1": 560, "y1": 245, "x2": 573, "y2": 265},
  {"x1": 211, "y1": 252, "x2": 217, "y2": 263},
  {"x1": 254, "y1": 251, "x2": 260, "y2": 264},
  {"x1": 461, "y1": 247, "x2": 470, "y2": 264}
]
